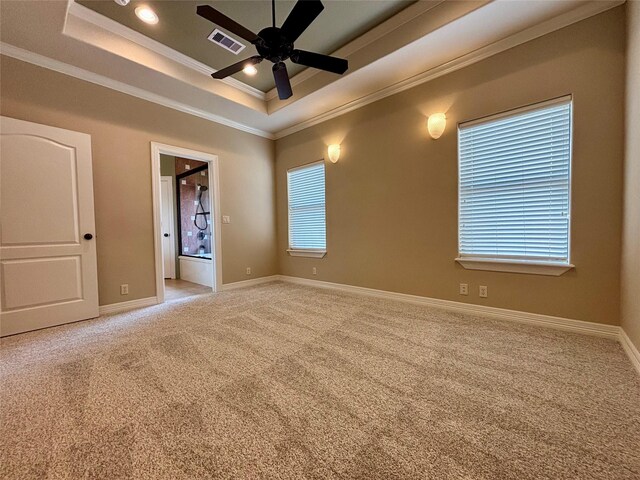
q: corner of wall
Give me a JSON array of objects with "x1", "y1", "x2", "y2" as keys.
[{"x1": 620, "y1": 0, "x2": 640, "y2": 353}]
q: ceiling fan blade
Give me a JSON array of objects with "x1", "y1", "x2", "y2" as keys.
[
  {"x1": 273, "y1": 62, "x2": 293, "y2": 100},
  {"x1": 291, "y1": 49, "x2": 348, "y2": 75},
  {"x1": 280, "y1": 0, "x2": 324, "y2": 43},
  {"x1": 211, "y1": 56, "x2": 263, "y2": 79},
  {"x1": 197, "y1": 5, "x2": 261, "y2": 44}
]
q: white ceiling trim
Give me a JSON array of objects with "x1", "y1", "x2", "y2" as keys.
[
  {"x1": 1, "y1": 1, "x2": 624, "y2": 141},
  {"x1": 264, "y1": 0, "x2": 446, "y2": 101},
  {"x1": 272, "y1": 0, "x2": 624, "y2": 139},
  {"x1": 66, "y1": 0, "x2": 266, "y2": 101},
  {"x1": 0, "y1": 42, "x2": 275, "y2": 140}
]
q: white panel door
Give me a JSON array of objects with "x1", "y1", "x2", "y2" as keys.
[
  {"x1": 160, "y1": 176, "x2": 176, "y2": 279},
  {"x1": 0, "y1": 116, "x2": 99, "y2": 336}
]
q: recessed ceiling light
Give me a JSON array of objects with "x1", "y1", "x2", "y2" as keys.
[
  {"x1": 243, "y1": 64, "x2": 258, "y2": 76},
  {"x1": 135, "y1": 6, "x2": 158, "y2": 25}
]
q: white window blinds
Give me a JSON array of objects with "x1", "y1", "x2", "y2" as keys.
[
  {"x1": 288, "y1": 161, "x2": 326, "y2": 251},
  {"x1": 458, "y1": 97, "x2": 572, "y2": 263}
]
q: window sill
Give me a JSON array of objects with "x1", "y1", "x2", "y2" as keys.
[
  {"x1": 287, "y1": 249, "x2": 327, "y2": 258},
  {"x1": 455, "y1": 257, "x2": 574, "y2": 276}
]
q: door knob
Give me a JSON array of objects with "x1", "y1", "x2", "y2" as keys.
[
  {"x1": 84, "y1": 233, "x2": 93, "y2": 240},
  {"x1": 164, "y1": 233, "x2": 170, "y2": 237}
]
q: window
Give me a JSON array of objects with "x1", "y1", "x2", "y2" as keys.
[
  {"x1": 287, "y1": 161, "x2": 326, "y2": 257},
  {"x1": 457, "y1": 96, "x2": 573, "y2": 276}
]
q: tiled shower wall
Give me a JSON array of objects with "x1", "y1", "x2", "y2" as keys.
[{"x1": 176, "y1": 158, "x2": 212, "y2": 257}]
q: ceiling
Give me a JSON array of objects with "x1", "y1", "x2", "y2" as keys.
[
  {"x1": 0, "y1": 0, "x2": 625, "y2": 139},
  {"x1": 77, "y1": 0, "x2": 414, "y2": 92}
]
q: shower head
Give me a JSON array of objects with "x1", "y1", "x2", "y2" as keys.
[{"x1": 197, "y1": 184, "x2": 209, "y2": 192}]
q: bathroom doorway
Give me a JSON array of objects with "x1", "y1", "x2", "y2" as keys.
[{"x1": 151, "y1": 143, "x2": 222, "y2": 303}]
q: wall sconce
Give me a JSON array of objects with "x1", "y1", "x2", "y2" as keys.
[
  {"x1": 427, "y1": 113, "x2": 447, "y2": 139},
  {"x1": 327, "y1": 144, "x2": 341, "y2": 163}
]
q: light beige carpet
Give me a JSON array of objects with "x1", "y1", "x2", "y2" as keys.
[{"x1": 1, "y1": 281, "x2": 639, "y2": 479}]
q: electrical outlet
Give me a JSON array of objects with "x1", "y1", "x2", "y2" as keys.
[
  {"x1": 120, "y1": 284, "x2": 129, "y2": 295},
  {"x1": 246, "y1": 267, "x2": 251, "y2": 275},
  {"x1": 312, "y1": 267, "x2": 317, "y2": 275},
  {"x1": 459, "y1": 283, "x2": 468, "y2": 295},
  {"x1": 479, "y1": 285, "x2": 488, "y2": 298}
]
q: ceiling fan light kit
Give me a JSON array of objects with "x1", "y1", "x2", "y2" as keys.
[{"x1": 197, "y1": 0, "x2": 349, "y2": 100}]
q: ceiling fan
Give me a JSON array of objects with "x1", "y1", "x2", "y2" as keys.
[{"x1": 197, "y1": 0, "x2": 349, "y2": 100}]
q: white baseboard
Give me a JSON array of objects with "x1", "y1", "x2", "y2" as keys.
[
  {"x1": 277, "y1": 276, "x2": 621, "y2": 339},
  {"x1": 222, "y1": 275, "x2": 280, "y2": 291},
  {"x1": 99, "y1": 296, "x2": 158, "y2": 315},
  {"x1": 277, "y1": 275, "x2": 640, "y2": 374},
  {"x1": 620, "y1": 328, "x2": 640, "y2": 375},
  {"x1": 95, "y1": 276, "x2": 640, "y2": 376}
]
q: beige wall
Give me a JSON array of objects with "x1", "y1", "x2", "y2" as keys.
[
  {"x1": 276, "y1": 8, "x2": 626, "y2": 326},
  {"x1": 621, "y1": 0, "x2": 640, "y2": 349},
  {"x1": 0, "y1": 7, "x2": 630, "y2": 329},
  {"x1": 0, "y1": 55, "x2": 277, "y2": 306}
]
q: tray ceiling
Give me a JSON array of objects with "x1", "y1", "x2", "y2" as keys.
[
  {"x1": 76, "y1": 0, "x2": 415, "y2": 92},
  {"x1": 0, "y1": 0, "x2": 625, "y2": 138}
]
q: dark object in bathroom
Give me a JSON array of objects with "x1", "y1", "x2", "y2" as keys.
[{"x1": 194, "y1": 184, "x2": 209, "y2": 231}]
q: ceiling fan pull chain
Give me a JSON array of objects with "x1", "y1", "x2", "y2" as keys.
[{"x1": 272, "y1": 0, "x2": 276, "y2": 28}]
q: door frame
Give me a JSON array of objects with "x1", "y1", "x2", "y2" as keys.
[
  {"x1": 151, "y1": 142, "x2": 222, "y2": 303},
  {"x1": 160, "y1": 175, "x2": 176, "y2": 280}
]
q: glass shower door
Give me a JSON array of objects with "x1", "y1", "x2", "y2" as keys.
[{"x1": 177, "y1": 166, "x2": 211, "y2": 259}]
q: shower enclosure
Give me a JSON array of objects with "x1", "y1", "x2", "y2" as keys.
[{"x1": 177, "y1": 164, "x2": 211, "y2": 259}]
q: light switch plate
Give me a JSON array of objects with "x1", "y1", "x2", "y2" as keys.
[
  {"x1": 187, "y1": 231, "x2": 193, "y2": 236},
  {"x1": 181, "y1": 179, "x2": 187, "y2": 185},
  {"x1": 222, "y1": 216, "x2": 231, "y2": 224},
  {"x1": 185, "y1": 164, "x2": 190, "y2": 170}
]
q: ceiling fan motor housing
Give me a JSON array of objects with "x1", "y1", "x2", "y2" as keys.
[
  {"x1": 256, "y1": 27, "x2": 293, "y2": 63},
  {"x1": 197, "y1": 0, "x2": 347, "y2": 100}
]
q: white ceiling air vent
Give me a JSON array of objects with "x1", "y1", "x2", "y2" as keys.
[{"x1": 207, "y1": 29, "x2": 246, "y2": 55}]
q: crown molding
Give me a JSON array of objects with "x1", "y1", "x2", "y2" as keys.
[
  {"x1": 0, "y1": 42, "x2": 275, "y2": 140},
  {"x1": 66, "y1": 0, "x2": 266, "y2": 101},
  {"x1": 265, "y1": 0, "x2": 447, "y2": 101},
  {"x1": 2, "y1": 1, "x2": 624, "y2": 142},
  {"x1": 272, "y1": 0, "x2": 624, "y2": 139}
]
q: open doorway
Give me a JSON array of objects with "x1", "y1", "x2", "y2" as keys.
[{"x1": 151, "y1": 143, "x2": 222, "y2": 303}]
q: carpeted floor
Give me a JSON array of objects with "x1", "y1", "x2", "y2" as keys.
[{"x1": 1, "y1": 281, "x2": 639, "y2": 479}]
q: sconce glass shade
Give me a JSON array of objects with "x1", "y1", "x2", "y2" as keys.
[
  {"x1": 328, "y1": 144, "x2": 341, "y2": 163},
  {"x1": 427, "y1": 113, "x2": 447, "y2": 139}
]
